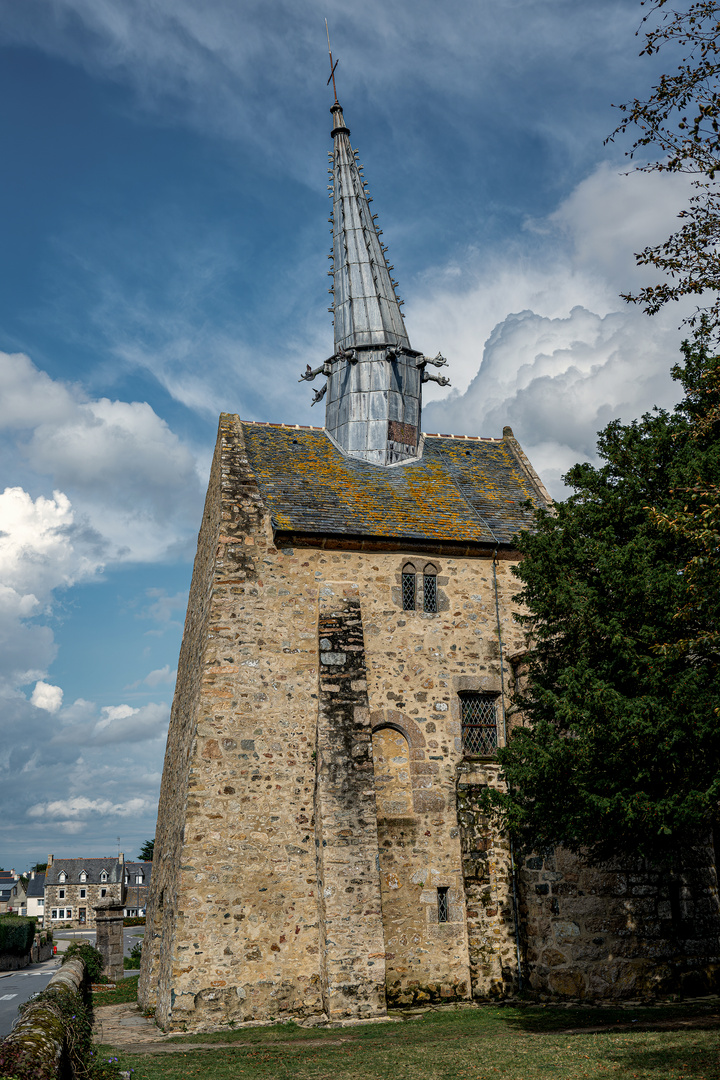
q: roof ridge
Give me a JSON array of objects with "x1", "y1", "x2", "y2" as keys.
[{"x1": 237, "y1": 419, "x2": 503, "y2": 442}]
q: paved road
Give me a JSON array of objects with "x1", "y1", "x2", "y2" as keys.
[
  {"x1": 0, "y1": 959, "x2": 59, "y2": 1039},
  {"x1": 53, "y1": 927, "x2": 144, "y2": 971}
]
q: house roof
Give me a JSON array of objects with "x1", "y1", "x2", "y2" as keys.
[
  {"x1": 46, "y1": 859, "x2": 123, "y2": 886},
  {"x1": 27, "y1": 874, "x2": 45, "y2": 898},
  {"x1": 239, "y1": 423, "x2": 551, "y2": 550},
  {"x1": 124, "y1": 861, "x2": 152, "y2": 885}
]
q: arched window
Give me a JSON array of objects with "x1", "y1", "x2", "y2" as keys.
[
  {"x1": 423, "y1": 564, "x2": 438, "y2": 613},
  {"x1": 372, "y1": 727, "x2": 413, "y2": 817},
  {"x1": 401, "y1": 564, "x2": 416, "y2": 610}
]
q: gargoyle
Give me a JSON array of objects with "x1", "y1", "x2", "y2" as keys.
[
  {"x1": 311, "y1": 383, "x2": 328, "y2": 405},
  {"x1": 416, "y1": 352, "x2": 448, "y2": 369},
  {"x1": 421, "y1": 371, "x2": 451, "y2": 387}
]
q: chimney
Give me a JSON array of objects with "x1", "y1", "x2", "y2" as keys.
[
  {"x1": 47, "y1": 854, "x2": 54, "y2": 867},
  {"x1": 119, "y1": 852, "x2": 124, "y2": 865},
  {"x1": 31, "y1": 871, "x2": 35, "y2": 880}
]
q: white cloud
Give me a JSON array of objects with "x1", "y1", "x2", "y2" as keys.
[
  {"x1": 143, "y1": 665, "x2": 177, "y2": 688},
  {"x1": 31, "y1": 681, "x2": 64, "y2": 714},
  {"x1": 27, "y1": 795, "x2": 151, "y2": 821},
  {"x1": 421, "y1": 162, "x2": 695, "y2": 496},
  {"x1": 0, "y1": 351, "x2": 205, "y2": 564}
]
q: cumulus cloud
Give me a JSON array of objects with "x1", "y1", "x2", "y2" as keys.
[
  {"x1": 0, "y1": 351, "x2": 205, "y2": 564},
  {"x1": 30, "y1": 681, "x2": 63, "y2": 714},
  {"x1": 422, "y1": 162, "x2": 695, "y2": 496}
]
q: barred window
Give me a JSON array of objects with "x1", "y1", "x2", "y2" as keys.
[
  {"x1": 437, "y1": 887, "x2": 450, "y2": 923},
  {"x1": 461, "y1": 694, "x2": 498, "y2": 757},
  {"x1": 402, "y1": 570, "x2": 416, "y2": 610},
  {"x1": 423, "y1": 570, "x2": 437, "y2": 613}
]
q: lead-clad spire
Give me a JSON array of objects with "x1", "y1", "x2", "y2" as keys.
[
  {"x1": 300, "y1": 95, "x2": 450, "y2": 466},
  {"x1": 328, "y1": 102, "x2": 409, "y2": 352}
]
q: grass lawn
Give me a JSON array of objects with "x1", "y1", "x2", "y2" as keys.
[
  {"x1": 92, "y1": 974, "x2": 141, "y2": 1008},
  {"x1": 96, "y1": 999, "x2": 720, "y2": 1079}
]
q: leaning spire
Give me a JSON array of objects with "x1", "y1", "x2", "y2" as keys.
[{"x1": 300, "y1": 35, "x2": 450, "y2": 466}]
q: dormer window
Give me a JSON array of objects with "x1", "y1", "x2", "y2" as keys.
[
  {"x1": 58, "y1": 872, "x2": 66, "y2": 883},
  {"x1": 79, "y1": 871, "x2": 87, "y2": 883},
  {"x1": 100, "y1": 870, "x2": 108, "y2": 883},
  {"x1": 135, "y1": 872, "x2": 144, "y2": 884}
]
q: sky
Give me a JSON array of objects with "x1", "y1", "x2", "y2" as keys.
[{"x1": 0, "y1": 0, "x2": 696, "y2": 869}]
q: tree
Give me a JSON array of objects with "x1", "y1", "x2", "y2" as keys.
[
  {"x1": 486, "y1": 340, "x2": 720, "y2": 865},
  {"x1": 609, "y1": 1, "x2": 720, "y2": 340},
  {"x1": 30, "y1": 863, "x2": 47, "y2": 874},
  {"x1": 138, "y1": 839, "x2": 154, "y2": 861}
]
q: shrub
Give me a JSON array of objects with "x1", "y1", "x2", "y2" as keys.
[
  {"x1": 61, "y1": 940, "x2": 104, "y2": 982},
  {"x1": 123, "y1": 915, "x2": 146, "y2": 927},
  {"x1": 0, "y1": 917, "x2": 36, "y2": 957}
]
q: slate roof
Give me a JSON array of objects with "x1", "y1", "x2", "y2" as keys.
[
  {"x1": 27, "y1": 874, "x2": 45, "y2": 898},
  {"x1": 46, "y1": 859, "x2": 123, "y2": 886},
  {"x1": 124, "y1": 861, "x2": 152, "y2": 886},
  {"x1": 240, "y1": 423, "x2": 550, "y2": 548}
]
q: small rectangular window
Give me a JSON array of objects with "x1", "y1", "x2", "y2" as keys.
[
  {"x1": 437, "y1": 887, "x2": 450, "y2": 923},
  {"x1": 461, "y1": 694, "x2": 498, "y2": 757},
  {"x1": 101, "y1": 888, "x2": 107, "y2": 898},
  {"x1": 58, "y1": 889, "x2": 65, "y2": 899},
  {"x1": 80, "y1": 889, "x2": 86, "y2": 898},
  {"x1": 423, "y1": 573, "x2": 437, "y2": 613},
  {"x1": 65, "y1": 908, "x2": 71, "y2": 919},
  {"x1": 402, "y1": 571, "x2": 416, "y2": 610},
  {"x1": 51, "y1": 909, "x2": 58, "y2": 920}
]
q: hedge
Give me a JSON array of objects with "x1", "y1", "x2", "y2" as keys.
[{"x1": 0, "y1": 916, "x2": 36, "y2": 956}]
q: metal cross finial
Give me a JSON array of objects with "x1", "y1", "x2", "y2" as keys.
[{"x1": 325, "y1": 20, "x2": 339, "y2": 102}]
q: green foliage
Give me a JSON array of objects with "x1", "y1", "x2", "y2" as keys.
[
  {"x1": 2, "y1": 980, "x2": 124, "y2": 1080},
  {"x1": 122, "y1": 916, "x2": 146, "y2": 927},
  {"x1": 486, "y1": 341, "x2": 720, "y2": 864},
  {"x1": 30, "y1": 863, "x2": 48, "y2": 874},
  {"x1": 62, "y1": 941, "x2": 105, "y2": 982},
  {"x1": 124, "y1": 941, "x2": 142, "y2": 969},
  {"x1": 137, "y1": 838, "x2": 154, "y2": 861},
  {"x1": 609, "y1": 2, "x2": 720, "y2": 341},
  {"x1": 0, "y1": 917, "x2": 36, "y2": 957}
]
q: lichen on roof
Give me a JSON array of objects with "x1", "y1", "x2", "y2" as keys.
[{"x1": 240, "y1": 423, "x2": 547, "y2": 547}]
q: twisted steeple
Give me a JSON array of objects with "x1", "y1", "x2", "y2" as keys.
[{"x1": 300, "y1": 91, "x2": 450, "y2": 466}]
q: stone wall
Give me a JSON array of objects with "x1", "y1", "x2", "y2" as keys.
[
  {"x1": 44, "y1": 882, "x2": 121, "y2": 929},
  {"x1": 520, "y1": 844, "x2": 720, "y2": 1000}
]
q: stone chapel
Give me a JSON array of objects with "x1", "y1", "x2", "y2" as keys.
[{"x1": 139, "y1": 95, "x2": 720, "y2": 1031}]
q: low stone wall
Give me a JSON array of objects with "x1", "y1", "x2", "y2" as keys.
[
  {"x1": 0, "y1": 958, "x2": 85, "y2": 1078},
  {"x1": 521, "y1": 845, "x2": 720, "y2": 1000}
]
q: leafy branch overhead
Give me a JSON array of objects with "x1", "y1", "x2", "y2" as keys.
[{"x1": 609, "y1": 1, "x2": 720, "y2": 336}]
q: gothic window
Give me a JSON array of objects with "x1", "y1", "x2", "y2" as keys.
[
  {"x1": 461, "y1": 693, "x2": 498, "y2": 757},
  {"x1": 437, "y1": 887, "x2": 450, "y2": 923},
  {"x1": 423, "y1": 565, "x2": 437, "y2": 613},
  {"x1": 401, "y1": 566, "x2": 416, "y2": 610}
]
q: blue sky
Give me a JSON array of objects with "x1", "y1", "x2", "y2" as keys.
[{"x1": 0, "y1": 0, "x2": 694, "y2": 868}]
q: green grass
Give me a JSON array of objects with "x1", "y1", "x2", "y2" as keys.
[
  {"x1": 97, "y1": 1001, "x2": 720, "y2": 1079},
  {"x1": 92, "y1": 974, "x2": 140, "y2": 1008}
]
